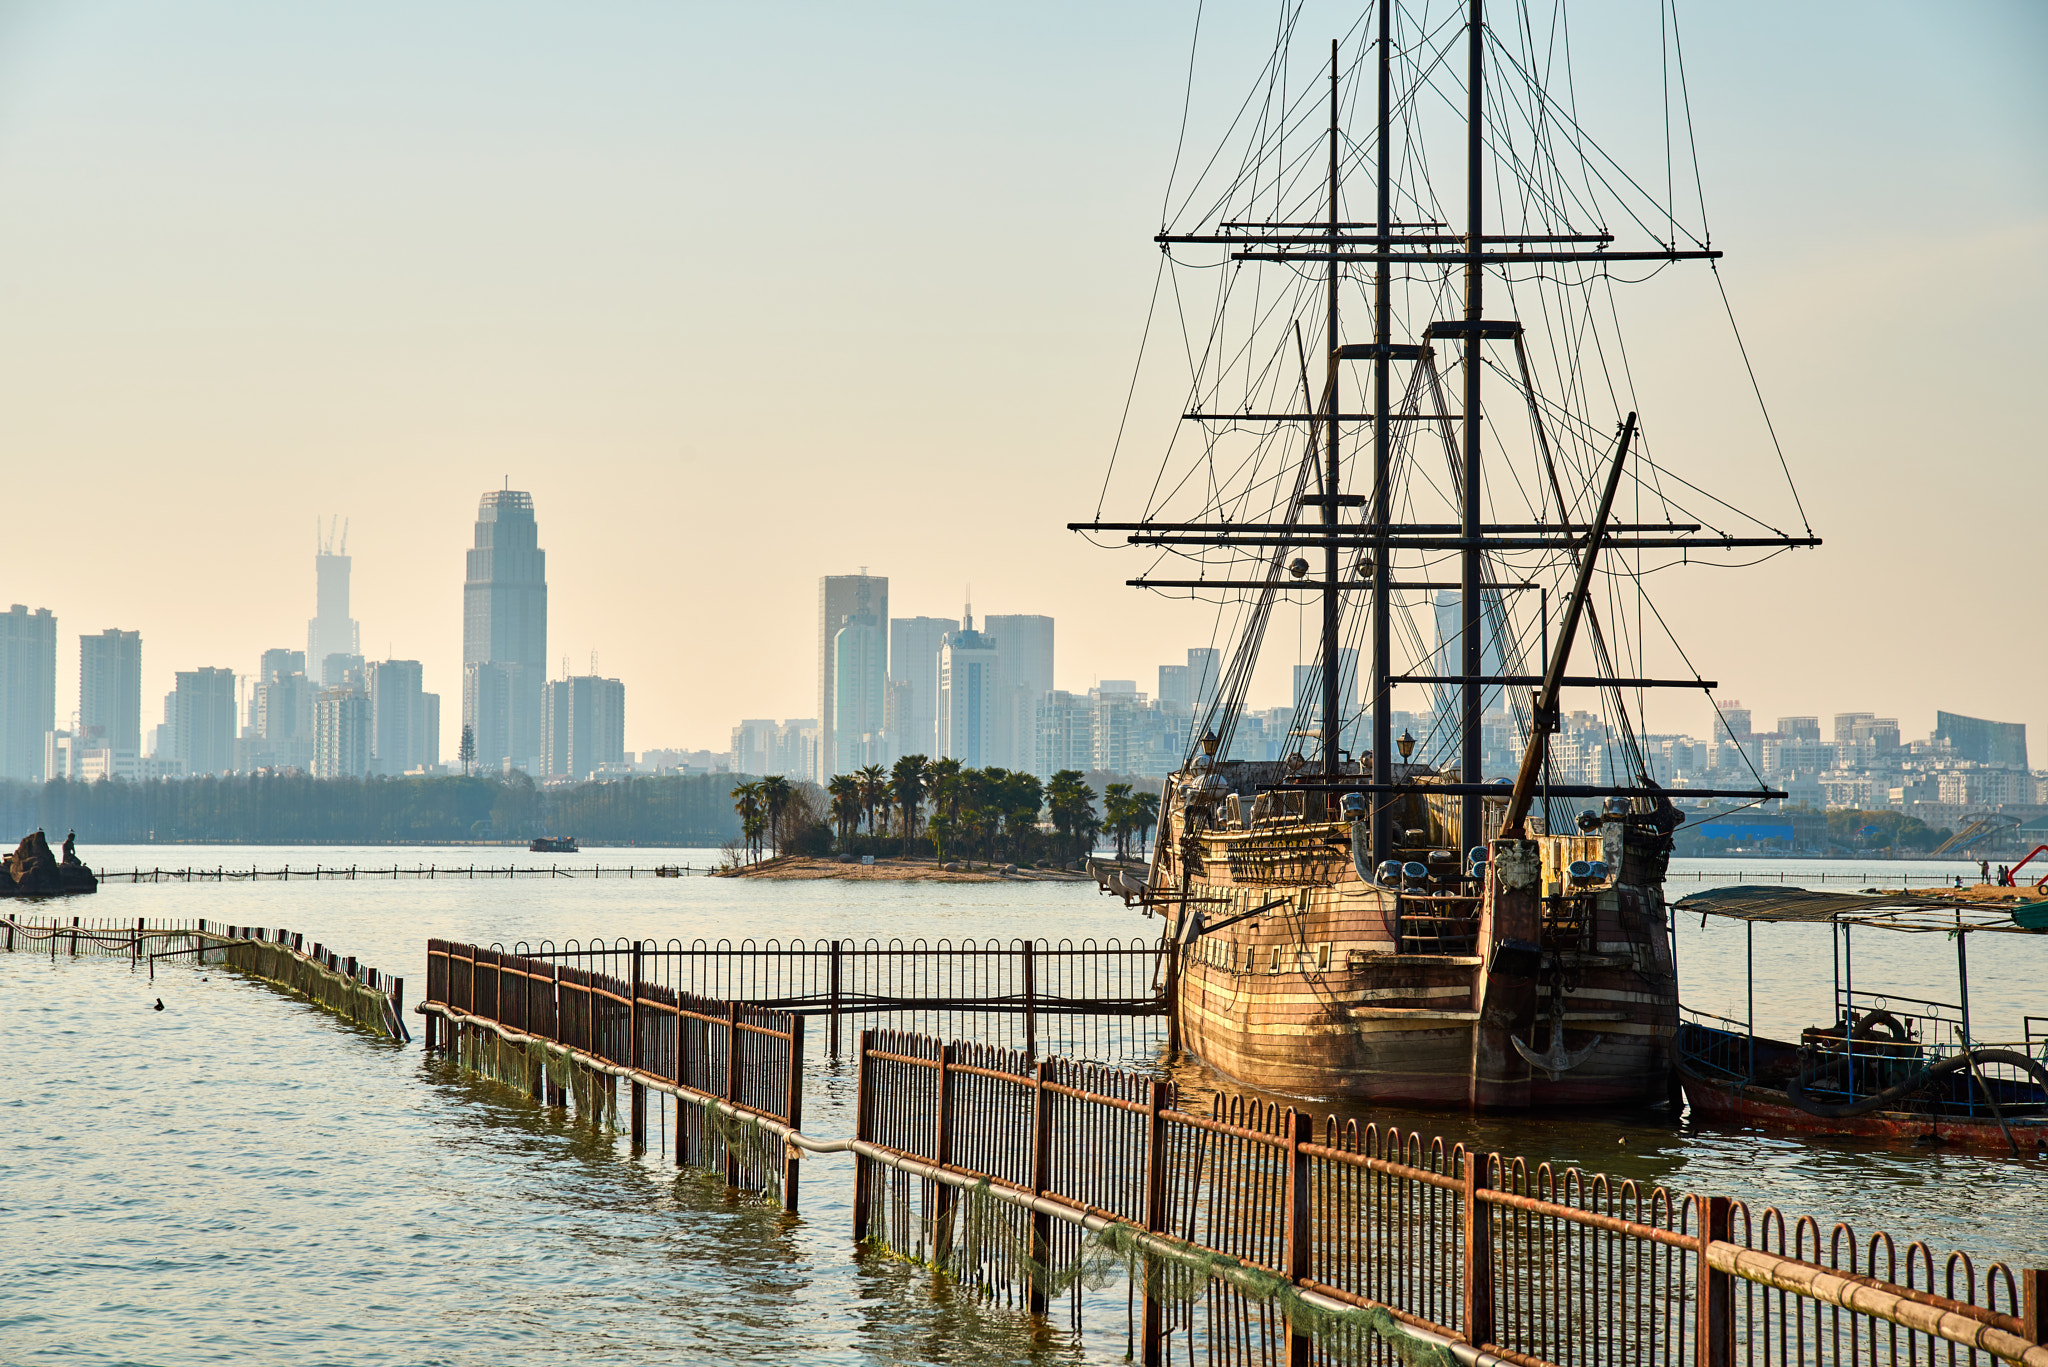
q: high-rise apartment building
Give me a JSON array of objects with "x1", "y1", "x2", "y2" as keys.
[
  {"x1": 78, "y1": 628, "x2": 142, "y2": 757},
  {"x1": 307, "y1": 519, "x2": 361, "y2": 682},
  {"x1": 0, "y1": 605, "x2": 57, "y2": 782},
  {"x1": 1187, "y1": 647, "x2": 1222, "y2": 717},
  {"x1": 818, "y1": 574, "x2": 887, "y2": 780},
  {"x1": 1776, "y1": 716, "x2": 1821, "y2": 742},
  {"x1": 888, "y1": 615, "x2": 953, "y2": 759},
  {"x1": 1157, "y1": 664, "x2": 1190, "y2": 710},
  {"x1": 368, "y1": 659, "x2": 439, "y2": 775},
  {"x1": 312, "y1": 688, "x2": 370, "y2": 779},
  {"x1": 172, "y1": 667, "x2": 238, "y2": 777},
  {"x1": 984, "y1": 614, "x2": 1053, "y2": 772},
  {"x1": 463, "y1": 489, "x2": 548, "y2": 773},
  {"x1": 832, "y1": 617, "x2": 886, "y2": 773},
  {"x1": 937, "y1": 611, "x2": 1000, "y2": 768},
  {"x1": 1035, "y1": 690, "x2": 1095, "y2": 777},
  {"x1": 542, "y1": 675, "x2": 626, "y2": 782}
]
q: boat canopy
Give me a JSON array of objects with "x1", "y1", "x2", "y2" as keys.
[{"x1": 1675, "y1": 885, "x2": 2046, "y2": 935}]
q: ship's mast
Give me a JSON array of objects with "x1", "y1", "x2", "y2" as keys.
[
  {"x1": 1320, "y1": 40, "x2": 1342, "y2": 780},
  {"x1": 1369, "y1": 3, "x2": 1394, "y2": 866},
  {"x1": 1459, "y1": 0, "x2": 1485, "y2": 850}
]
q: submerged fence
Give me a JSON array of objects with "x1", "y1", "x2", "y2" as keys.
[
  {"x1": 99, "y1": 863, "x2": 710, "y2": 882},
  {"x1": 0, "y1": 913, "x2": 409, "y2": 1041},
  {"x1": 418, "y1": 935, "x2": 2047, "y2": 1367},
  {"x1": 424, "y1": 939, "x2": 805, "y2": 1204},
  {"x1": 498, "y1": 936, "x2": 1168, "y2": 1064}
]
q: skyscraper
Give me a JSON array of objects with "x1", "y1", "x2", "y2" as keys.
[
  {"x1": 542, "y1": 675, "x2": 626, "y2": 781},
  {"x1": 172, "y1": 667, "x2": 237, "y2": 777},
  {"x1": 368, "y1": 659, "x2": 433, "y2": 775},
  {"x1": 463, "y1": 489, "x2": 548, "y2": 772},
  {"x1": 79, "y1": 628, "x2": 143, "y2": 757},
  {"x1": 1, "y1": 605, "x2": 58, "y2": 782},
  {"x1": 832, "y1": 616, "x2": 886, "y2": 773},
  {"x1": 937, "y1": 609, "x2": 1001, "y2": 768},
  {"x1": 1187, "y1": 647, "x2": 1222, "y2": 717},
  {"x1": 312, "y1": 688, "x2": 370, "y2": 779},
  {"x1": 888, "y1": 615, "x2": 954, "y2": 759},
  {"x1": 817, "y1": 573, "x2": 887, "y2": 780},
  {"x1": 984, "y1": 614, "x2": 1054, "y2": 771},
  {"x1": 308, "y1": 518, "x2": 361, "y2": 683}
]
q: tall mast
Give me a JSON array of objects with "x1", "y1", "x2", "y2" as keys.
[
  {"x1": 1458, "y1": 0, "x2": 1485, "y2": 849},
  {"x1": 1370, "y1": 3, "x2": 1393, "y2": 865},
  {"x1": 1320, "y1": 40, "x2": 1342, "y2": 780}
]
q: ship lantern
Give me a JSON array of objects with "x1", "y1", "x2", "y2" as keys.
[
  {"x1": 1397, "y1": 730, "x2": 1415, "y2": 760},
  {"x1": 1199, "y1": 727, "x2": 1220, "y2": 759}
]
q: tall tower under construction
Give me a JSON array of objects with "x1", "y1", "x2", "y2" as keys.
[
  {"x1": 307, "y1": 517, "x2": 361, "y2": 685},
  {"x1": 463, "y1": 489, "x2": 548, "y2": 773}
]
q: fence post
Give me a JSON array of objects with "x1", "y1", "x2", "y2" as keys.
[
  {"x1": 1696, "y1": 1196, "x2": 1733, "y2": 1367},
  {"x1": 932, "y1": 1043, "x2": 956, "y2": 1264},
  {"x1": 1141, "y1": 1078, "x2": 1170, "y2": 1367},
  {"x1": 2021, "y1": 1268, "x2": 2048, "y2": 1346},
  {"x1": 782, "y1": 1015, "x2": 805, "y2": 1214},
  {"x1": 629, "y1": 941, "x2": 646, "y2": 1150},
  {"x1": 1022, "y1": 941, "x2": 1037, "y2": 1060},
  {"x1": 829, "y1": 939, "x2": 843, "y2": 1059},
  {"x1": 1463, "y1": 1150, "x2": 1495, "y2": 1351},
  {"x1": 852, "y1": 1028, "x2": 875, "y2": 1244},
  {"x1": 1284, "y1": 1108, "x2": 1312, "y2": 1367},
  {"x1": 1027, "y1": 1056, "x2": 1055, "y2": 1317},
  {"x1": 1163, "y1": 939, "x2": 1182, "y2": 1052},
  {"x1": 723, "y1": 999, "x2": 742, "y2": 1188}
]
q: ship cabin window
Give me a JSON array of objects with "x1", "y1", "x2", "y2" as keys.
[
  {"x1": 1268, "y1": 945, "x2": 1283, "y2": 975},
  {"x1": 1316, "y1": 942, "x2": 1332, "y2": 971}
]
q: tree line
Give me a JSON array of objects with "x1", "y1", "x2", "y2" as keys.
[
  {"x1": 0, "y1": 772, "x2": 744, "y2": 847},
  {"x1": 730, "y1": 757, "x2": 1161, "y2": 866}
]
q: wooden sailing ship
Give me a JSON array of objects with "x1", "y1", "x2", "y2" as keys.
[{"x1": 1079, "y1": 2, "x2": 1816, "y2": 1108}]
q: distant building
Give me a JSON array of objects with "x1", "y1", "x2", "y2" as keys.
[
  {"x1": 888, "y1": 616, "x2": 953, "y2": 759},
  {"x1": 1936, "y1": 711, "x2": 2028, "y2": 770},
  {"x1": 832, "y1": 616, "x2": 886, "y2": 773},
  {"x1": 1187, "y1": 647, "x2": 1222, "y2": 717},
  {"x1": 0, "y1": 605, "x2": 57, "y2": 782},
  {"x1": 312, "y1": 688, "x2": 370, "y2": 779},
  {"x1": 937, "y1": 611, "x2": 1001, "y2": 769},
  {"x1": 1776, "y1": 716, "x2": 1821, "y2": 742},
  {"x1": 542, "y1": 675, "x2": 625, "y2": 782},
  {"x1": 79, "y1": 628, "x2": 143, "y2": 760},
  {"x1": 1713, "y1": 698, "x2": 1754, "y2": 744},
  {"x1": 1035, "y1": 690, "x2": 1094, "y2": 777},
  {"x1": 44, "y1": 729, "x2": 78, "y2": 782},
  {"x1": 307, "y1": 519, "x2": 361, "y2": 682},
  {"x1": 818, "y1": 574, "x2": 888, "y2": 780},
  {"x1": 172, "y1": 667, "x2": 238, "y2": 777},
  {"x1": 463, "y1": 489, "x2": 548, "y2": 773},
  {"x1": 984, "y1": 614, "x2": 1054, "y2": 772},
  {"x1": 1157, "y1": 664, "x2": 1190, "y2": 710},
  {"x1": 369, "y1": 659, "x2": 438, "y2": 775}
]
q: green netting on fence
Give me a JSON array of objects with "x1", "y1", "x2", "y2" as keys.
[
  {"x1": 888, "y1": 1177, "x2": 1455, "y2": 1367},
  {"x1": 219, "y1": 940, "x2": 399, "y2": 1040}
]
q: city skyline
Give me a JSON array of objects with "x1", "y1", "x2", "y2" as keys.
[{"x1": 0, "y1": 4, "x2": 2040, "y2": 760}]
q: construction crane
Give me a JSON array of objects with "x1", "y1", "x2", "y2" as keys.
[{"x1": 1930, "y1": 812, "x2": 2020, "y2": 858}]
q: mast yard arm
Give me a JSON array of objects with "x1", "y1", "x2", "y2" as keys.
[{"x1": 1502, "y1": 413, "x2": 1639, "y2": 839}]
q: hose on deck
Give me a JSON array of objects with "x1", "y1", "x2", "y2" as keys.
[{"x1": 1786, "y1": 1047, "x2": 2048, "y2": 1119}]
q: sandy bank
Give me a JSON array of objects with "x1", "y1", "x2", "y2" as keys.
[{"x1": 718, "y1": 856, "x2": 1091, "y2": 884}]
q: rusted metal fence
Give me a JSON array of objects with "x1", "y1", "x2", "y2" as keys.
[
  {"x1": 497, "y1": 936, "x2": 1167, "y2": 1064},
  {"x1": 423, "y1": 939, "x2": 806, "y2": 1206},
  {"x1": 99, "y1": 863, "x2": 710, "y2": 882},
  {"x1": 849, "y1": 1027, "x2": 2048, "y2": 1367}
]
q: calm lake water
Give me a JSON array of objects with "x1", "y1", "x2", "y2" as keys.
[{"x1": 3, "y1": 846, "x2": 2043, "y2": 1365}]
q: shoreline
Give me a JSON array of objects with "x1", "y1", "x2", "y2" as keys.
[{"x1": 719, "y1": 855, "x2": 1093, "y2": 883}]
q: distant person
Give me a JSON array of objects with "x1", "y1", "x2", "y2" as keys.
[{"x1": 1981, "y1": 860, "x2": 1991, "y2": 883}]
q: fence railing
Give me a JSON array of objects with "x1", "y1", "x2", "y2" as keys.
[
  {"x1": 849, "y1": 1028, "x2": 2048, "y2": 1367},
  {"x1": 423, "y1": 939, "x2": 805, "y2": 1205},
  {"x1": 494, "y1": 936, "x2": 1167, "y2": 1063},
  {"x1": 97, "y1": 863, "x2": 709, "y2": 882},
  {"x1": 0, "y1": 913, "x2": 408, "y2": 1042}
]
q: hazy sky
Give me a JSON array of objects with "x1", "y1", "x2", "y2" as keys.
[{"x1": 0, "y1": 2, "x2": 2041, "y2": 758}]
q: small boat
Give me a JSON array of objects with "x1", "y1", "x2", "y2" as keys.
[
  {"x1": 529, "y1": 836, "x2": 579, "y2": 854},
  {"x1": 1, "y1": 829, "x2": 98, "y2": 898},
  {"x1": 1673, "y1": 884, "x2": 2048, "y2": 1153}
]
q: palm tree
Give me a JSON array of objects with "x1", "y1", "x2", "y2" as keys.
[
  {"x1": 759, "y1": 774, "x2": 792, "y2": 856},
  {"x1": 1133, "y1": 789, "x2": 1161, "y2": 858},
  {"x1": 731, "y1": 781, "x2": 764, "y2": 862},
  {"x1": 856, "y1": 765, "x2": 890, "y2": 838},
  {"x1": 1103, "y1": 783, "x2": 1135, "y2": 861},
  {"x1": 1045, "y1": 770, "x2": 1097, "y2": 865},
  {"x1": 827, "y1": 775, "x2": 860, "y2": 841},
  {"x1": 890, "y1": 754, "x2": 929, "y2": 843}
]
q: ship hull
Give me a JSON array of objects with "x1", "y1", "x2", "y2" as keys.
[
  {"x1": 1677, "y1": 1062, "x2": 2048, "y2": 1153},
  {"x1": 1146, "y1": 768, "x2": 1678, "y2": 1110}
]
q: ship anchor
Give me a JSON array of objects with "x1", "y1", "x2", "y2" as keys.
[{"x1": 1513, "y1": 1003, "x2": 1601, "y2": 1081}]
